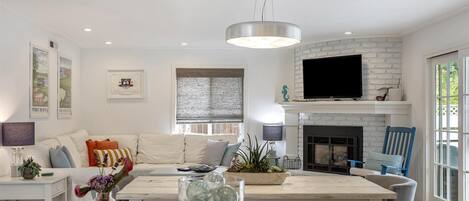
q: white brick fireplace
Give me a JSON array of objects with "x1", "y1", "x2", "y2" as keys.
[{"x1": 280, "y1": 37, "x2": 412, "y2": 163}]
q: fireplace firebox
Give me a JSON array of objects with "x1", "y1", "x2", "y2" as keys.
[{"x1": 303, "y1": 125, "x2": 363, "y2": 174}]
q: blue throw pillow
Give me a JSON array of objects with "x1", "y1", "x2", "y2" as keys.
[
  {"x1": 49, "y1": 146, "x2": 75, "y2": 168},
  {"x1": 220, "y1": 142, "x2": 241, "y2": 167},
  {"x1": 364, "y1": 152, "x2": 403, "y2": 174}
]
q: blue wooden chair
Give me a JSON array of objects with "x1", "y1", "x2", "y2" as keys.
[{"x1": 349, "y1": 126, "x2": 416, "y2": 177}]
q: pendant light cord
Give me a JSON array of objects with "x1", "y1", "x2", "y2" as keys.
[
  {"x1": 252, "y1": 0, "x2": 258, "y2": 20},
  {"x1": 261, "y1": 0, "x2": 267, "y2": 21}
]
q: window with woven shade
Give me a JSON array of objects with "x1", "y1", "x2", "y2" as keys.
[{"x1": 175, "y1": 68, "x2": 244, "y2": 135}]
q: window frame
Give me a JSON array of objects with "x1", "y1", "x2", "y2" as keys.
[{"x1": 171, "y1": 65, "x2": 248, "y2": 136}]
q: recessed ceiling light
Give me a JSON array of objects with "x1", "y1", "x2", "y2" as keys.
[
  {"x1": 83, "y1": 28, "x2": 92, "y2": 32},
  {"x1": 104, "y1": 41, "x2": 112, "y2": 45},
  {"x1": 181, "y1": 42, "x2": 188, "y2": 46},
  {"x1": 344, "y1": 31, "x2": 353, "y2": 35}
]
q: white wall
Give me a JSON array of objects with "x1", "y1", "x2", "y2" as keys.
[
  {"x1": 80, "y1": 48, "x2": 292, "y2": 141},
  {"x1": 402, "y1": 9, "x2": 469, "y2": 201},
  {"x1": 0, "y1": 4, "x2": 81, "y2": 140}
]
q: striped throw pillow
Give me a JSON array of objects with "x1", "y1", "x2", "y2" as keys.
[{"x1": 94, "y1": 148, "x2": 133, "y2": 167}]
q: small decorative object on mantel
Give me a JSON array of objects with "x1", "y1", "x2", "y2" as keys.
[
  {"x1": 74, "y1": 155, "x2": 133, "y2": 201},
  {"x1": 18, "y1": 157, "x2": 41, "y2": 180},
  {"x1": 107, "y1": 70, "x2": 144, "y2": 99},
  {"x1": 388, "y1": 79, "x2": 402, "y2": 101},
  {"x1": 225, "y1": 134, "x2": 289, "y2": 185},
  {"x1": 376, "y1": 87, "x2": 392, "y2": 101},
  {"x1": 281, "y1": 84, "x2": 290, "y2": 102}
]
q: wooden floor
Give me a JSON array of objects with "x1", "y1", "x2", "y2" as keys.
[{"x1": 117, "y1": 175, "x2": 396, "y2": 201}]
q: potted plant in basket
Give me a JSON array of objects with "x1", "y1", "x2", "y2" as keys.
[
  {"x1": 225, "y1": 134, "x2": 288, "y2": 185},
  {"x1": 18, "y1": 157, "x2": 41, "y2": 180},
  {"x1": 74, "y1": 154, "x2": 133, "y2": 201}
]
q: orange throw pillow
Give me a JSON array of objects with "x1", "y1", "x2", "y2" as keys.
[
  {"x1": 86, "y1": 139, "x2": 119, "y2": 166},
  {"x1": 96, "y1": 140, "x2": 118, "y2": 150}
]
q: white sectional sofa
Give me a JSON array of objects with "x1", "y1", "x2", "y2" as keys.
[{"x1": 0, "y1": 129, "x2": 239, "y2": 201}]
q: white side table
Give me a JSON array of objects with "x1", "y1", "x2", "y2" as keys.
[{"x1": 0, "y1": 174, "x2": 68, "y2": 201}]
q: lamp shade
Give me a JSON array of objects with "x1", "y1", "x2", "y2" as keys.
[
  {"x1": 263, "y1": 124, "x2": 283, "y2": 141},
  {"x1": 0, "y1": 122, "x2": 35, "y2": 146}
]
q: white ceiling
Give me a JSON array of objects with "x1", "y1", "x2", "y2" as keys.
[{"x1": 2, "y1": 0, "x2": 469, "y2": 49}]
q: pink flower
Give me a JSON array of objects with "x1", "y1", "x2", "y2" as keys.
[
  {"x1": 123, "y1": 158, "x2": 133, "y2": 174},
  {"x1": 74, "y1": 185, "x2": 90, "y2": 198}
]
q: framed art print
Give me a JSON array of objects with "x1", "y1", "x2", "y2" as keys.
[
  {"x1": 107, "y1": 69, "x2": 144, "y2": 99},
  {"x1": 30, "y1": 44, "x2": 50, "y2": 118},
  {"x1": 58, "y1": 55, "x2": 72, "y2": 119}
]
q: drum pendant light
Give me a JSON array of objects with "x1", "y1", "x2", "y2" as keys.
[{"x1": 226, "y1": 0, "x2": 301, "y2": 49}]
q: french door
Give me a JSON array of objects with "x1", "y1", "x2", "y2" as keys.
[{"x1": 430, "y1": 49, "x2": 468, "y2": 201}]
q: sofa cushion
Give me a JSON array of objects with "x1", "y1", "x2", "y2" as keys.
[
  {"x1": 184, "y1": 135, "x2": 209, "y2": 163},
  {"x1": 137, "y1": 134, "x2": 185, "y2": 164},
  {"x1": 38, "y1": 138, "x2": 60, "y2": 148},
  {"x1": 89, "y1": 135, "x2": 138, "y2": 159},
  {"x1": 50, "y1": 146, "x2": 74, "y2": 168},
  {"x1": 202, "y1": 140, "x2": 228, "y2": 166},
  {"x1": 221, "y1": 142, "x2": 242, "y2": 167},
  {"x1": 23, "y1": 144, "x2": 52, "y2": 168},
  {"x1": 56, "y1": 130, "x2": 89, "y2": 167},
  {"x1": 95, "y1": 148, "x2": 133, "y2": 167},
  {"x1": 364, "y1": 152, "x2": 403, "y2": 174}
]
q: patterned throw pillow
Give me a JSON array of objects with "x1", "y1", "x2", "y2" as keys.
[{"x1": 94, "y1": 148, "x2": 133, "y2": 167}]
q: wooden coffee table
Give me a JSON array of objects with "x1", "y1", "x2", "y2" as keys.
[{"x1": 116, "y1": 175, "x2": 396, "y2": 201}]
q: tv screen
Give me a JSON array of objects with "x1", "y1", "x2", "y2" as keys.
[{"x1": 303, "y1": 55, "x2": 362, "y2": 99}]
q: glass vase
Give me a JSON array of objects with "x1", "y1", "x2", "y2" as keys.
[
  {"x1": 178, "y1": 174, "x2": 244, "y2": 201},
  {"x1": 95, "y1": 192, "x2": 115, "y2": 201}
]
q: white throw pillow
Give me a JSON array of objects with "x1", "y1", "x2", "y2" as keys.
[
  {"x1": 184, "y1": 135, "x2": 209, "y2": 163},
  {"x1": 56, "y1": 130, "x2": 88, "y2": 167},
  {"x1": 69, "y1": 130, "x2": 90, "y2": 167},
  {"x1": 90, "y1": 135, "x2": 139, "y2": 159},
  {"x1": 23, "y1": 145, "x2": 52, "y2": 168},
  {"x1": 137, "y1": 134, "x2": 185, "y2": 164},
  {"x1": 202, "y1": 140, "x2": 228, "y2": 166}
]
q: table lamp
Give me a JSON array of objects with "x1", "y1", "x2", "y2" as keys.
[
  {"x1": 263, "y1": 124, "x2": 283, "y2": 158},
  {"x1": 0, "y1": 122, "x2": 35, "y2": 177}
]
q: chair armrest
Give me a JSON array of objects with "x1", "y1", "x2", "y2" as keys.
[{"x1": 348, "y1": 160, "x2": 364, "y2": 167}]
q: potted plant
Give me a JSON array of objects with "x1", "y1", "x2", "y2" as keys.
[
  {"x1": 74, "y1": 155, "x2": 133, "y2": 201},
  {"x1": 18, "y1": 157, "x2": 42, "y2": 180},
  {"x1": 225, "y1": 134, "x2": 289, "y2": 185}
]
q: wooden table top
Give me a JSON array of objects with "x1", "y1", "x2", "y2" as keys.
[{"x1": 117, "y1": 175, "x2": 396, "y2": 200}]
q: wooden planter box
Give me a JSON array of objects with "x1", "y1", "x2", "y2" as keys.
[{"x1": 224, "y1": 172, "x2": 289, "y2": 185}]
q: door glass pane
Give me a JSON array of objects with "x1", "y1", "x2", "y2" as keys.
[
  {"x1": 436, "y1": 131, "x2": 442, "y2": 164},
  {"x1": 442, "y1": 132, "x2": 449, "y2": 165},
  {"x1": 466, "y1": 134, "x2": 469, "y2": 172},
  {"x1": 449, "y1": 132, "x2": 458, "y2": 168},
  {"x1": 443, "y1": 167, "x2": 448, "y2": 199},
  {"x1": 465, "y1": 97, "x2": 469, "y2": 133},
  {"x1": 465, "y1": 57, "x2": 469, "y2": 93},
  {"x1": 449, "y1": 63, "x2": 459, "y2": 97},
  {"x1": 449, "y1": 97, "x2": 459, "y2": 132},
  {"x1": 436, "y1": 166, "x2": 442, "y2": 197},
  {"x1": 449, "y1": 168, "x2": 458, "y2": 201},
  {"x1": 440, "y1": 64, "x2": 448, "y2": 97},
  {"x1": 442, "y1": 97, "x2": 449, "y2": 130},
  {"x1": 436, "y1": 98, "x2": 443, "y2": 130}
]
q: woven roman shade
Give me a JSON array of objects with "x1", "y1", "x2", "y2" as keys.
[{"x1": 176, "y1": 68, "x2": 244, "y2": 124}]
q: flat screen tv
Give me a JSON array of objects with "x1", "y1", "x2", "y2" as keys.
[{"x1": 303, "y1": 54, "x2": 362, "y2": 99}]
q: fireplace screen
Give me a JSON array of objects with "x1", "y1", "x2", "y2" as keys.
[{"x1": 303, "y1": 126, "x2": 363, "y2": 174}]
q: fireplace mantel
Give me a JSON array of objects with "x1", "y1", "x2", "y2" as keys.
[
  {"x1": 279, "y1": 101, "x2": 412, "y2": 156},
  {"x1": 279, "y1": 101, "x2": 411, "y2": 115}
]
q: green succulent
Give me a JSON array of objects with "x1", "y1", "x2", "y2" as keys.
[{"x1": 234, "y1": 134, "x2": 285, "y2": 173}]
